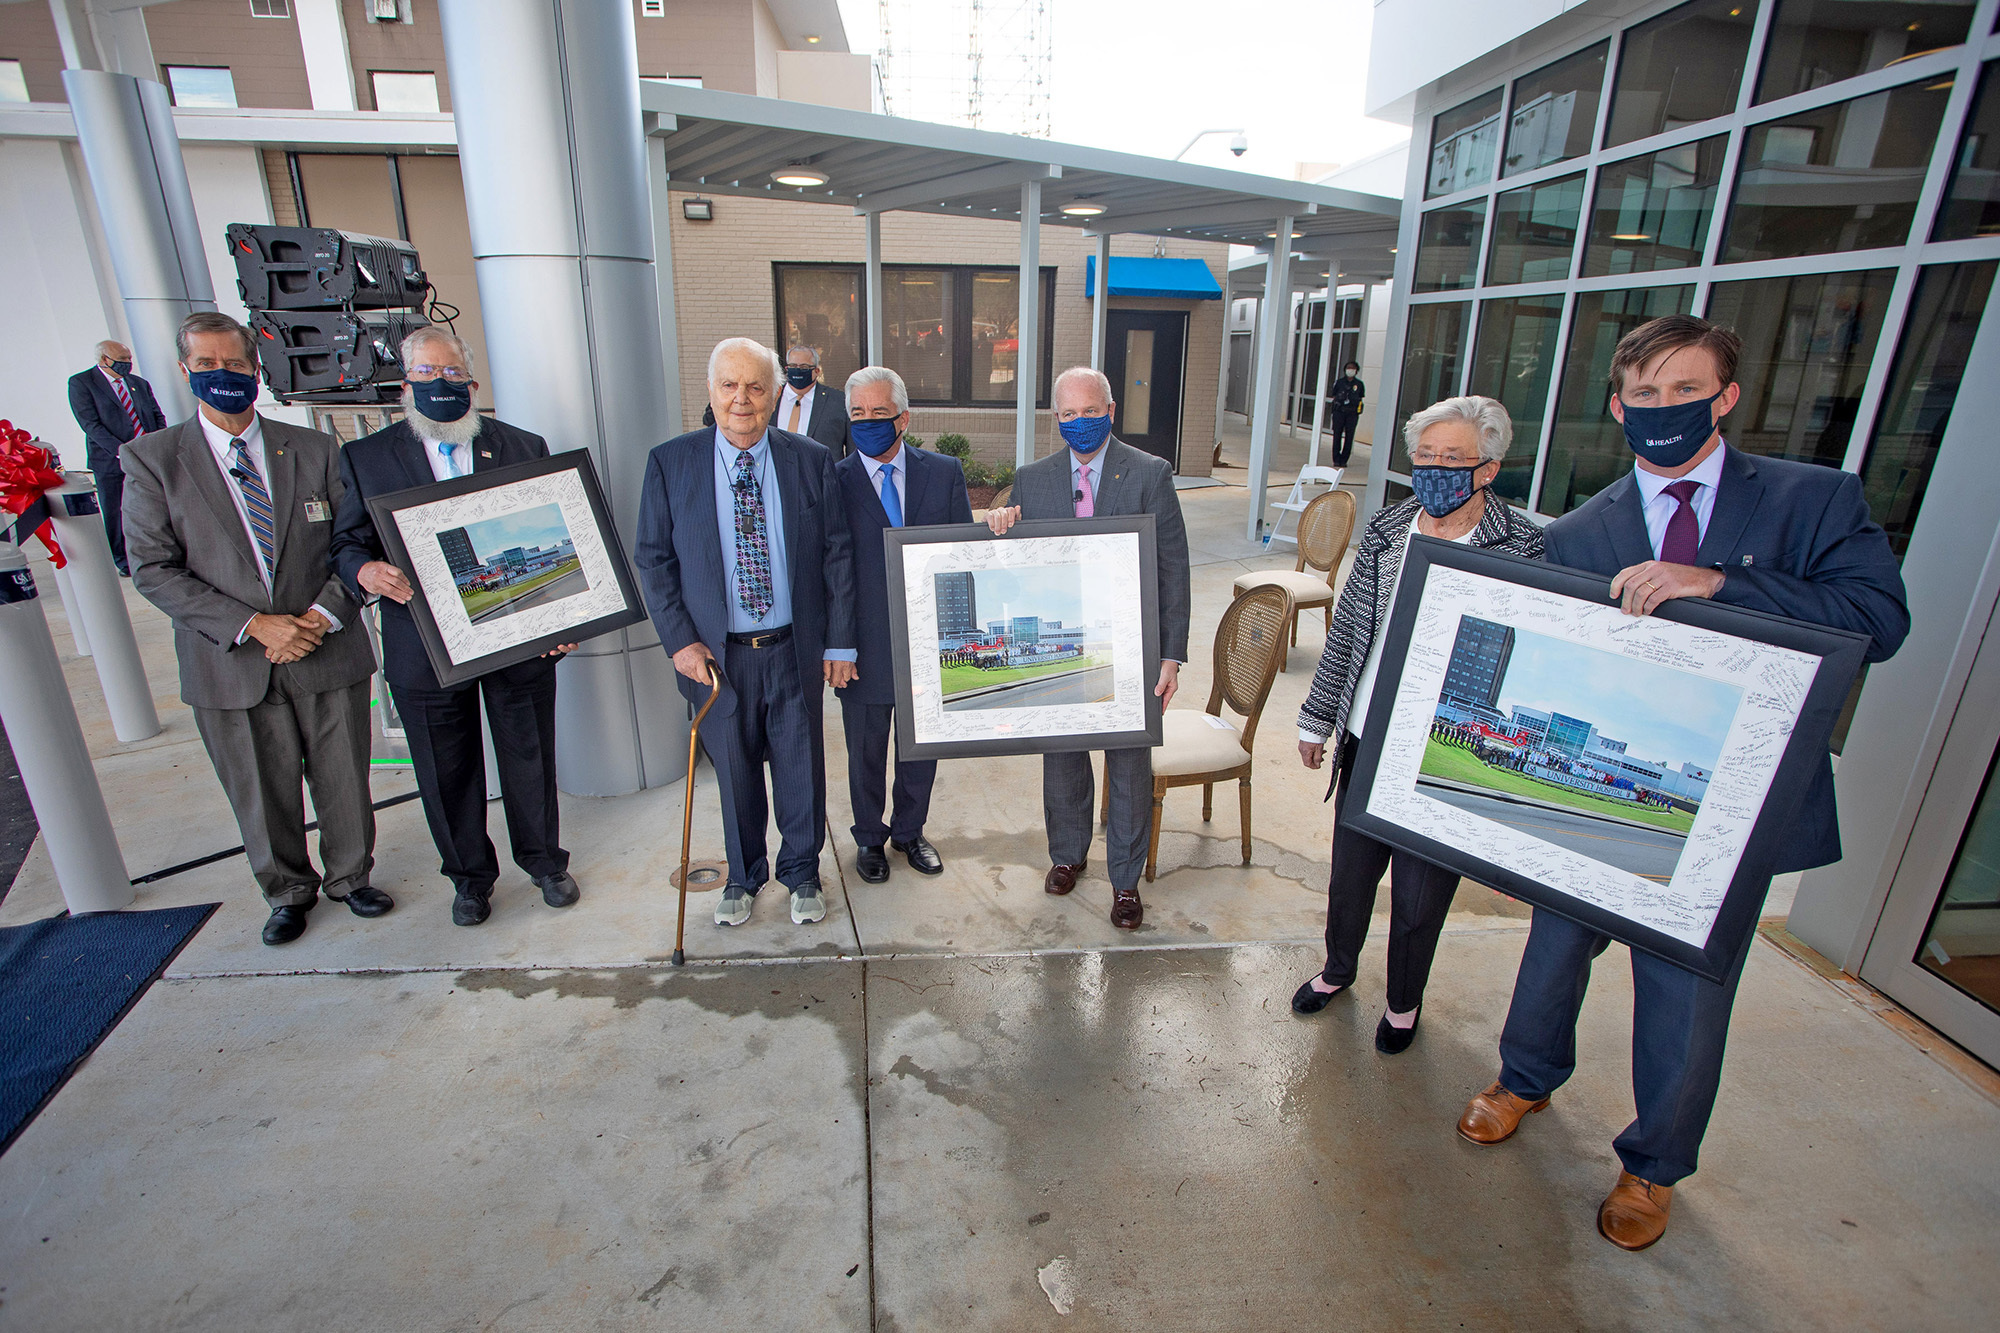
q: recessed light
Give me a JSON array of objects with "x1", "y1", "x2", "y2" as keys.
[
  {"x1": 1611, "y1": 233, "x2": 1652, "y2": 241},
  {"x1": 1059, "y1": 201, "x2": 1107, "y2": 216},
  {"x1": 1265, "y1": 230, "x2": 1304, "y2": 238},
  {"x1": 771, "y1": 164, "x2": 829, "y2": 187},
  {"x1": 805, "y1": 34, "x2": 822, "y2": 44}
]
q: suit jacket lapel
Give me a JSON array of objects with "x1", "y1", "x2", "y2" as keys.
[
  {"x1": 773, "y1": 434, "x2": 803, "y2": 571},
  {"x1": 394, "y1": 423, "x2": 436, "y2": 490},
  {"x1": 178, "y1": 419, "x2": 265, "y2": 583},
  {"x1": 900, "y1": 446, "x2": 931, "y2": 523},
  {"x1": 1094, "y1": 440, "x2": 1131, "y2": 515},
  {"x1": 263, "y1": 419, "x2": 299, "y2": 563},
  {"x1": 1596, "y1": 473, "x2": 1656, "y2": 571},
  {"x1": 1695, "y1": 446, "x2": 1761, "y2": 567}
]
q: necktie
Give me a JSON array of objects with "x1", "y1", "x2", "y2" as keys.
[
  {"x1": 232, "y1": 438, "x2": 278, "y2": 580},
  {"x1": 109, "y1": 374, "x2": 143, "y2": 435},
  {"x1": 441, "y1": 442, "x2": 462, "y2": 478},
  {"x1": 732, "y1": 451, "x2": 775, "y2": 621},
  {"x1": 878, "y1": 462, "x2": 903, "y2": 528},
  {"x1": 1074, "y1": 465, "x2": 1095, "y2": 518},
  {"x1": 1660, "y1": 478, "x2": 1701, "y2": 566},
  {"x1": 786, "y1": 394, "x2": 803, "y2": 433}
]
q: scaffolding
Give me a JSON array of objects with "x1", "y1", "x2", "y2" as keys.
[{"x1": 877, "y1": 0, "x2": 1051, "y2": 138}]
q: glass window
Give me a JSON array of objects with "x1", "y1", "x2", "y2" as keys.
[
  {"x1": 1706, "y1": 268, "x2": 1897, "y2": 467},
  {"x1": 1412, "y1": 203, "x2": 1486, "y2": 293},
  {"x1": 165, "y1": 66, "x2": 238, "y2": 108},
  {"x1": 775, "y1": 265, "x2": 863, "y2": 392},
  {"x1": 1934, "y1": 59, "x2": 2000, "y2": 240},
  {"x1": 1756, "y1": 0, "x2": 1974, "y2": 104},
  {"x1": 0, "y1": 59, "x2": 29, "y2": 103},
  {"x1": 1467, "y1": 295, "x2": 1565, "y2": 506},
  {"x1": 1582, "y1": 135, "x2": 1727, "y2": 276},
  {"x1": 883, "y1": 268, "x2": 954, "y2": 403},
  {"x1": 1426, "y1": 88, "x2": 1503, "y2": 198},
  {"x1": 1914, "y1": 741, "x2": 2000, "y2": 1016},
  {"x1": 371, "y1": 71, "x2": 440, "y2": 114},
  {"x1": 1859, "y1": 260, "x2": 1997, "y2": 558},
  {"x1": 1504, "y1": 41, "x2": 1608, "y2": 177},
  {"x1": 1485, "y1": 173, "x2": 1585, "y2": 285},
  {"x1": 250, "y1": 0, "x2": 293, "y2": 16},
  {"x1": 969, "y1": 270, "x2": 1024, "y2": 403},
  {"x1": 1605, "y1": 0, "x2": 1757, "y2": 149},
  {"x1": 1723, "y1": 80, "x2": 1954, "y2": 262},
  {"x1": 1537, "y1": 285, "x2": 1696, "y2": 514},
  {"x1": 1391, "y1": 302, "x2": 1472, "y2": 473}
]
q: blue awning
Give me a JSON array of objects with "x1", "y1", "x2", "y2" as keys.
[{"x1": 1084, "y1": 255, "x2": 1223, "y2": 300}]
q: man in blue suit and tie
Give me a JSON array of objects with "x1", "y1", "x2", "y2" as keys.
[
  {"x1": 635, "y1": 338, "x2": 858, "y2": 928},
  {"x1": 834, "y1": 366, "x2": 974, "y2": 883},
  {"x1": 1456, "y1": 315, "x2": 1909, "y2": 1251},
  {"x1": 69, "y1": 338, "x2": 167, "y2": 575}
]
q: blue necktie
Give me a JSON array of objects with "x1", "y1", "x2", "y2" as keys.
[
  {"x1": 440, "y1": 443, "x2": 462, "y2": 478},
  {"x1": 878, "y1": 462, "x2": 903, "y2": 528},
  {"x1": 232, "y1": 438, "x2": 278, "y2": 579}
]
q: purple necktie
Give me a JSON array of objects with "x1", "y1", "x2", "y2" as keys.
[{"x1": 1660, "y1": 479, "x2": 1701, "y2": 566}]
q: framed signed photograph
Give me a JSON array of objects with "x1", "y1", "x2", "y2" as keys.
[
  {"x1": 1344, "y1": 537, "x2": 1868, "y2": 982},
  {"x1": 366, "y1": 451, "x2": 645, "y2": 687},
  {"x1": 884, "y1": 516, "x2": 1162, "y2": 760}
]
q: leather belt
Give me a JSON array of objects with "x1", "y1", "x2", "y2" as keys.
[{"x1": 726, "y1": 626, "x2": 793, "y2": 648}]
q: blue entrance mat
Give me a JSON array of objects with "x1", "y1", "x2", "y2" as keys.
[{"x1": 0, "y1": 903, "x2": 217, "y2": 1155}]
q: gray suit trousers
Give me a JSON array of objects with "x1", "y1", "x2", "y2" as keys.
[
  {"x1": 1044, "y1": 747, "x2": 1153, "y2": 892},
  {"x1": 194, "y1": 669, "x2": 375, "y2": 907}
]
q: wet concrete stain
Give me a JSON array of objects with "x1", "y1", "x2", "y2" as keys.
[
  {"x1": 451, "y1": 965, "x2": 865, "y2": 1025},
  {"x1": 886, "y1": 1054, "x2": 975, "y2": 1109}
]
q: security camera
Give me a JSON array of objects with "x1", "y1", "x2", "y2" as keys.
[{"x1": 1229, "y1": 133, "x2": 1249, "y2": 157}]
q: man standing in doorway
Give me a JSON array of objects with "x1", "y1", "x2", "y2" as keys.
[
  {"x1": 777, "y1": 345, "x2": 851, "y2": 458},
  {"x1": 986, "y1": 366, "x2": 1191, "y2": 929},
  {"x1": 69, "y1": 339, "x2": 166, "y2": 575},
  {"x1": 1455, "y1": 314, "x2": 1909, "y2": 1250}
]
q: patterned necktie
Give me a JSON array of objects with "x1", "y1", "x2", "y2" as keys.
[
  {"x1": 109, "y1": 374, "x2": 143, "y2": 434},
  {"x1": 1660, "y1": 478, "x2": 1702, "y2": 565},
  {"x1": 232, "y1": 438, "x2": 278, "y2": 580},
  {"x1": 732, "y1": 450, "x2": 775, "y2": 620},
  {"x1": 1074, "y1": 464, "x2": 1095, "y2": 518},
  {"x1": 878, "y1": 462, "x2": 903, "y2": 527}
]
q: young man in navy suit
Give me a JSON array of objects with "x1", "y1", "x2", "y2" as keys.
[
  {"x1": 1455, "y1": 315, "x2": 1909, "y2": 1251},
  {"x1": 69, "y1": 338, "x2": 167, "y2": 575},
  {"x1": 834, "y1": 366, "x2": 974, "y2": 883}
]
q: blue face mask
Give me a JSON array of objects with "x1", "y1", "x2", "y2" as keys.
[
  {"x1": 187, "y1": 367, "x2": 259, "y2": 415},
  {"x1": 849, "y1": 417, "x2": 901, "y2": 457},
  {"x1": 1618, "y1": 391, "x2": 1721, "y2": 470},
  {"x1": 409, "y1": 376, "x2": 474, "y2": 422},
  {"x1": 1409, "y1": 463, "x2": 1486, "y2": 518},
  {"x1": 1058, "y1": 413, "x2": 1113, "y2": 455},
  {"x1": 110, "y1": 360, "x2": 133, "y2": 376},
  {"x1": 785, "y1": 365, "x2": 816, "y2": 390}
]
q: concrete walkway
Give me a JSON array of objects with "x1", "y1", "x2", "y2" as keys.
[{"x1": 1, "y1": 457, "x2": 1995, "y2": 1330}]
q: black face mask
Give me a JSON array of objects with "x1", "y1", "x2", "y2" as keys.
[{"x1": 785, "y1": 366, "x2": 816, "y2": 390}]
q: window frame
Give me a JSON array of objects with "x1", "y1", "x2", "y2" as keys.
[
  {"x1": 368, "y1": 69, "x2": 442, "y2": 114},
  {"x1": 162, "y1": 65, "x2": 238, "y2": 108}
]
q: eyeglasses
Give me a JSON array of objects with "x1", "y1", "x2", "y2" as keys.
[{"x1": 407, "y1": 365, "x2": 471, "y2": 383}]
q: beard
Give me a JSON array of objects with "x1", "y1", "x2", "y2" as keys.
[{"x1": 400, "y1": 384, "x2": 483, "y2": 448}]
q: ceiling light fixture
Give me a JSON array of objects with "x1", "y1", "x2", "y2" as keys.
[
  {"x1": 771, "y1": 164, "x2": 829, "y2": 187},
  {"x1": 805, "y1": 34, "x2": 822, "y2": 44},
  {"x1": 1610, "y1": 232, "x2": 1652, "y2": 241},
  {"x1": 1265, "y1": 230, "x2": 1304, "y2": 239},
  {"x1": 1059, "y1": 201, "x2": 1107, "y2": 216}
]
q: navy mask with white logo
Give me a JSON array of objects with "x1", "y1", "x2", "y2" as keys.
[
  {"x1": 785, "y1": 366, "x2": 816, "y2": 390},
  {"x1": 1619, "y1": 391, "x2": 1721, "y2": 470},
  {"x1": 187, "y1": 368, "x2": 259, "y2": 415},
  {"x1": 410, "y1": 377, "x2": 474, "y2": 422}
]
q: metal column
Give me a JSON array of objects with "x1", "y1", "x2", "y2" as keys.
[
  {"x1": 1243, "y1": 224, "x2": 1294, "y2": 543},
  {"x1": 60, "y1": 68, "x2": 215, "y2": 422},
  {"x1": 1214, "y1": 268, "x2": 1232, "y2": 460},
  {"x1": 1016, "y1": 178, "x2": 1042, "y2": 467},
  {"x1": 49, "y1": 477, "x2": 158, "y2": 741},
  {"x1": 1089, "y1": 232, "x2": 1110, "y2": 372},
  {"x1": 645, "y1": 130, "x2": 684, "y2": 434},
  {"x1": 1306, "y1": 278, "x2": 1338, "y2": 470},
  {"x1": 865, "y1": 210, "x2": 885, "y2": 366},
  {"x1": 438, "y1": 0, "x2": 686, "y2": 796}
]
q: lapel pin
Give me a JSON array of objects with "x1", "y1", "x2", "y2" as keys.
[
  {"x1": 1741, "y1": 554, "x2": 1754, "y2": 566},
  {"x1": 479, "y1": 450, "x2": 493, "y2": 458}
]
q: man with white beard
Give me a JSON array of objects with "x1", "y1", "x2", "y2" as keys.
[{"x1": 330, "y1": 328, "x2": 581, "y2": 926}]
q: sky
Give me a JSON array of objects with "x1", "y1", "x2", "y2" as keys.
[
  {"x1": 1491, "y1": 627, "x2": 1743, "y2": 774},
  {"x1": 460, "y1": 504, "x2": 574, "y2": 564},
  {"x1": 837, "y1": 0, "x2": 1411, "y2": 180},
  {"x1": 964, "y1": 564, "x2": 1086, "y2": 626}
]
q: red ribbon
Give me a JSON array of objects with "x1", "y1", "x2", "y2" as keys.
[{"x1": 0, "y1": 419, "x2": 70, "y2": 568}]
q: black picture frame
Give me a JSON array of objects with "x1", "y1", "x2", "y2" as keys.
[
  {"x1": 884, "y1": 516, "x2": 1162, "y2": 760},
  {"x1": 1344, "y1": 536, "x2": 1869, "y2": 982},
  {"x1": 365, "y1": 450, "x2": 645, "y2": 687}
]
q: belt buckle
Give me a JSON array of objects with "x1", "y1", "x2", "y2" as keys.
[{"x1": 744, "y1": 630, "x2": 777, "y2": 648}]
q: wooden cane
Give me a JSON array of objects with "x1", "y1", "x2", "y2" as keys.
[{"x1": 672, "y1": 663, "x2": 723, "y2": 967}]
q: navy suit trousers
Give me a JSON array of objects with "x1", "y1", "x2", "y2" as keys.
[
  {"x1": 708, "y1": 638, "x2": 825, "y2": 890},
  {"x1": 839, "y1": 699, "x2": 937, "y2": 847}
]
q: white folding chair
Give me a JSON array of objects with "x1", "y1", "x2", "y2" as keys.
[{"x1": 1263, "y1": 464, "x2": 1345, "y2": 547}]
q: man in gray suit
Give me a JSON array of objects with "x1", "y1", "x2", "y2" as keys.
[
  {"x1": 986, "y1": 366, "x2": 1191, "y2": 929},
  {"x1": 123, "y1": 312, "x2": 387, "y2": 946}
]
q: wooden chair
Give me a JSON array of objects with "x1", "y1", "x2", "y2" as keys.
[
  {"x1": 990, "y1": 483, "x2": 1013, "y2": 509},
  {"x1": 1138, "y1": 583, "x2": 1294, "y2": 882},
  {"x1": 1232, "y1": 488, "x2": 1355, "y2": 671}
]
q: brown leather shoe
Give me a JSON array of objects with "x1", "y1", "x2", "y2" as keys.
[
  {"x1": 1044, "y1": 862, "x2": 1085, "y2": 895},
  {"x1": 1110, "y1": 885, "x2": 1143, "y2": 929},
  {"x1": 1598, "y1": 1171, "x2": 1673, "y2": 1251},
  {"x1": 1456, "y1": 1080, "x2": 1550, "y2": 1145}
]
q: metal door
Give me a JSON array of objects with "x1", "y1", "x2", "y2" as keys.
[{"x1": 1104, "y1": 309, "x2": 1187, "y2": 469}]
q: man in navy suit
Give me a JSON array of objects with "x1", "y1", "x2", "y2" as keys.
[
  {"x1": 776, "y1": 345, "x2": 851, "y2": 458},
  {"x1": 834, "y1": 366, "x2": 974, "y2": 884},
  {"x1": 635, "y1": 337, "x2": 858, "y2": 928},
  {"x1": 329, "y1": 328, "x2": 581, "y2": 927},
  {"x1": 69, "y1": 338, "x2": 167, "y2": 575},
  {"x1": 1455, "y1": 315, "x2": 1909, "y2": 1251}
]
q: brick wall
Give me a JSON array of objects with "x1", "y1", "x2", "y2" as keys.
[
  {"x1": 343, "y1": 1, "x2": 450, "y2": 112},
  {"x1": 0, "y1": 3, "x2": 65, "y2": 103},
  {"x1": 146, "y1": 0, "x2": 312, "y2": 110},
  {"x1": 633, "y1": 1, "x2": 759, "y2": 93}
]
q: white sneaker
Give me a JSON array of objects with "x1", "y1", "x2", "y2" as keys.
[
  {"x1": 714, "y1": 884, "x2": 753, "y2": 927},
  {"x1": 790, "y1": 883, "x2": 827, "y2": 924}
]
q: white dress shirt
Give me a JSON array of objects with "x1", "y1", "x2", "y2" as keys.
[
  {"x1": 777, "y1": 382, "x2": 818, "y2": 434},
  {"x1": 1634, "y1": 441, "x2": 1727, "y2": 560},
  {"x1": 860, "y1": 444, "x2": 907, "y2": 517},
  {"x1": 195, "y1": 412, "x2": 340, "y2": 642},
  {"x1": 420, "y1": 431, "x2": 477, "y2": 483}
]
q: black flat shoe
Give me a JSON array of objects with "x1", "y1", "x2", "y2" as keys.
[
  {"x1": 1291, "y1": 976, "x2": 1345, "y2": 1015},
  {"x1": 855, "y1": 845, "x2": 890, "y2": 883},
  {"x1": 262, "y1": 904, "x2": 311, "y2": 945},
  {"x1": 329, "y1": 886, "x2": 395, "y2": 918},
  {"x1": 891, "y1": 836, "x2": 943, "y2": 875},
  {"x1": 1375, "y1": 1007, "x2": 1422, "y2": 1054},
  {"x1": 452, "y1": 889, "x2": 492, "y2": 926},
  {"x1": 535, "y1": 871, "x2": 581, "y2": 908}
]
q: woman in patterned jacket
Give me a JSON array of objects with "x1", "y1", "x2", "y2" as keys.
[{"x1": 1292, "y1": 396, "x2": 1544, "y2": 1052}]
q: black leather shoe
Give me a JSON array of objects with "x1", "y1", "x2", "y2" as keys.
[
  {"x1": 891, "y1": 836, "x2": 944, "y2": 875},
  {"x1": 1375, "y1": 1006, "x2": 1422, "y2": 1054},
  {"x1": 1291, "y1": 976, "x2": 1346, "y2": 1015},
  {"x1": 262, "y1": 904, "x2": 311, "y2": 945},
  {"x1": 535, "y1": 871, "x2": 581, "y2": 908},
  {"x1": 452, "y1": 888, "x2": 492, "y2": 927},
  {"x1": 855, "y1": 845, "x2": 890, "y2": 883},
  {"x1": 329, "y1": 886, "x2": 395, "y2": 918}
]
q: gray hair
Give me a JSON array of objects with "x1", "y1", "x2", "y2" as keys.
[
  {"x1": 1052, "y1": 365, "x2": 1114, "y2": 407},
  {"x1": 175, "y1": 311, "x2": 256, "y2": 365},
  {"x1": 708, "y1": 337, "x2": 782, "y2": 390},
  {"x1": 785, "y1": 344, "x2": 821, "y2": 367},
  {"x1": 845, "y1": 365, "x2": 909, "y2": 415},
  {"x1": 400, "y1": 325, "x2": 475, "y2": 374},
  {"x1": 95, "y1": 339, "x2": 129, "y2": 361},
  {"x1": 1402, "y1": 395, "x2": 1511, "y2": 462}
]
